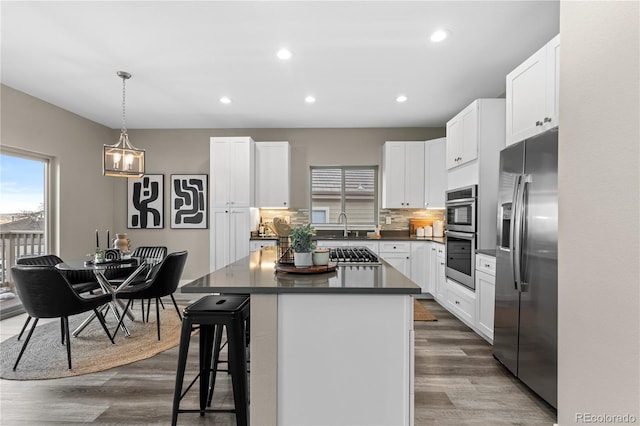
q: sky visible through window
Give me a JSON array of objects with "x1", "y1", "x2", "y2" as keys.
[{"x1": 0, "y1": 154, "x2": 45, "y2": 214}]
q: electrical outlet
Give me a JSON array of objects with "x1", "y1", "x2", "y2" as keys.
[{"x1": 385, "y1": 216, "x2": 392, "y2": 225}]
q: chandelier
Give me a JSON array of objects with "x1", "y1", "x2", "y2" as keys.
[{"x1": 103, "y1": 71, "x2": 145, "y2": 177}]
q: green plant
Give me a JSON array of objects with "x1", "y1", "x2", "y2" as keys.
[{"x1": 290, "y1": 223, "x2": 316, "y2": 253}]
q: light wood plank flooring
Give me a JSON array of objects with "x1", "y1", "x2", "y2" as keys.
[{"x1": 0, "y1": 298, "x2": 556, "y2": 425}]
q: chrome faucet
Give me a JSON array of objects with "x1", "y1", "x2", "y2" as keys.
[{"x1": 337, "y1": 211, "x2": 348, "y2": 237}]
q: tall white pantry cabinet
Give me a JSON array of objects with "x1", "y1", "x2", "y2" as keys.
[{"x1": 210, "y1": 137, "x2": 254, "y2": 272}]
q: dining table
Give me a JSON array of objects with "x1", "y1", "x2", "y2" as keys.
[{"x1": 56, "y1": 258, "x2": 149, "y2": 337}]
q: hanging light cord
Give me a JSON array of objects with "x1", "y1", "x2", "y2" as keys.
[{"x1": 121, "y1": 74, "x2": 127, "y2": 135}]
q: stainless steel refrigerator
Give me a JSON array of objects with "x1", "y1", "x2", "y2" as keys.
[{"x1": 494, "y1": 129, "x2": 558, "y2": 409}]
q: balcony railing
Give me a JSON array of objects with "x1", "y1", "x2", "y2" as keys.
[{"x1": 0, "y1": 230, "x2": 46, "y2": 291}]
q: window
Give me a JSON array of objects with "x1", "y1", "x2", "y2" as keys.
[
  {"x1": 310, "y1": 166, "x2": 378, "y2": 227},
  {"x1": 0, "y1": 150, "x2": 49, "y2": 318}
]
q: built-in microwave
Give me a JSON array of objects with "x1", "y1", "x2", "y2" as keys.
[{"x1": 445, "y1": 185, "x2": 477, "y2": 233}]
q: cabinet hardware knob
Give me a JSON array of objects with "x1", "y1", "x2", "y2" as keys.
[
  {"x1": 536, "y1": 121, "x2": 543, "y2": 126},
  {"x1": 283, "y1": 202, "x2": 287, "y2": 205},
  {"x1": 484, "y1": 263, "x2": 490, "y2": 268},
  {"x1": 440, "y1": 262, "x2": 444, "y2": 265},
  {"x1": 544, "y1": 117, "x2": 552, "y2": 123}
]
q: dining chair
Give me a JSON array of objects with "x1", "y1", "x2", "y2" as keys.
[
  {"x1": 112, "y1": 251, "x2": 187, "y2": 341},
  {"x1": 106, "y1": 246, "x2": 168, "y2": 321},
  {"x1": 15, "y1": 255, "x2": 101, "y2": 341},
  {"x1": 10, "y1": 265, "x2": 115, "y2": 370}
]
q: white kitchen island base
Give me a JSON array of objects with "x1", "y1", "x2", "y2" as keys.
[{"x1": 251, "y1": 293, "x2": 415, "y2": 426}]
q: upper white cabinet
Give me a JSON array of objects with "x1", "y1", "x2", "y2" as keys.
[
  {"x1": 446, "y1": 103, "x2": 478, "y2": 169},
  {"x1": 506, "y1": 34, "x2": 560, "y2": 146},
  {"x1": 255, "y1": 141, "x2": 290, "y2": 208},
  {"x1": 424, "y1": 138, "x2": 446, "y2": 208},
  {"x1": 210, "y1": 137, "x2": 255, "y2": 207},
  {"x1": 382, "y1": 142, "x2": 425, "y2": 208}
]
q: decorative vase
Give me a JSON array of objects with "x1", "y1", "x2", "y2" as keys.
[
  {"x1": 293, "y1": 252, "x2": 313, "y2": 268},
  {"x1": 94, "y1": 251, "x2": 104, "y2": 263},
  {"x1": 113, "y1": 233, "x2": 131, "y2": 251}
]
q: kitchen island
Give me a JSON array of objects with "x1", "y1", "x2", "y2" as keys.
[{"x1": 182, "y1": 246, "x2": 420, "y2": 426}]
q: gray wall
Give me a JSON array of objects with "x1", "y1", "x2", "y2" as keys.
[
  {"x1": 558, "y1": 1, "x2": 639, "y2": 424},
  {"x1": 1, "y1": 85, "x2": 116, "y2": 259}
]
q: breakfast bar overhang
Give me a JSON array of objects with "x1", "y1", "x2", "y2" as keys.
[{"x1": 181, "y1": 246, "x2": 420, "y2": 426}]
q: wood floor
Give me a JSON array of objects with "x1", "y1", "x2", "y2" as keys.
[{"x1": 0, "y1": 298, "x2": 557, "y2": 425}]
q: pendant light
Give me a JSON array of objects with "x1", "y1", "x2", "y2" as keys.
[{"x1": 103, "y1": 71, "x2": 145, "y2": 177}]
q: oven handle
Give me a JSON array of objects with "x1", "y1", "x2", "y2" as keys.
[
  {"x1": 445, "y1": 198, "x2": 476, "y2": 206},
  {"x1": 444, "y1": 230, "x2": 475, "y2": 240}
]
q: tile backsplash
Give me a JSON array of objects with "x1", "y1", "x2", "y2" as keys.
[{"x1": 257, "y1": 208, "x2": 444, "y2": 231}]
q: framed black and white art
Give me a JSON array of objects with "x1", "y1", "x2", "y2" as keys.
[
  {"x1": 170, "y1": 174, "x2": 208, "y2": 229},
  {"x1": 127, "y1": 174, "x2": 164, "y2": 229}
]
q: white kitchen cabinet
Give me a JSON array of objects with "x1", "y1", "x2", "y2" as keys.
[
  {"x1": 379, "y1": 241, "x2": 411, "y2": 278},
  {"x1": 446, "y1": 103, "x2": 478, "y2": 169},
  {"x1": 506, "y1": 34, "x2": 560, "y2": 146},
  {"x1": 435, "y1": 245, "x2": 446, "y2": 302},
  {"x1": 410, "y1": 242, "x2": 431, "y2": 295},
  {"x1": 446, "y1": 278, "x2": 476, "y2": 328},
  {"x1": 255, "y1": 141, "x2": 290, "y2": 208},
  {"x1": 210, "y1": 207, "x2": 250, "y2": 271},
  {"x1": 250, "y1": 239, "x2": 278, "y2": 252},
  {"x1": 475, "y1": 253, "x2": 496, "y2": 343},
  {"x1": 424, "y1": 137, "x2": 446, "y2": 208},
  {"x1": 382, "y1": 142, "x2": 425, "y2": 208},
  {"x1": 446, "y1": 98, "x2": 504, "y2": 251},
  {"x1": 210, "y1": 137, "x2": 255, "y2": 207}
]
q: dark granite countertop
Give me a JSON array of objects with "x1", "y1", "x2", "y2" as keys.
[
  {"x1": 250, "y1": 234, "x2": 445, "y2": 244},
  {"x1": 181, "y1": 246, "x2": 421, "y2": 295},
  {"x1": 476, "y1": 249, "x2": 497, "y2": 257}
]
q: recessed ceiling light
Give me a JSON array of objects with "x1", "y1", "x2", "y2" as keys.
[
  {"x1": 305, "y1": 95, "x2": 316, "y2": 104},
  {"x1": 277, "y1": 49, "x2": 292, "y2": 60},
  {"x1": 396, "y1": 95, "x2": 408, "y2": 103},
  {"x1": 220, "y1": 97, "x2": 231, "y2": 104},
  {"x1": 430, "y1": 29, "x2": 449, "y2": 43}
]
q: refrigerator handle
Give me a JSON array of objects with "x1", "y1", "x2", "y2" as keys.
[
  {"x1": 510, "y1": 175, "x2": 522, "y2": 291},
  {"x1": 509, "y1": 175, "x2": 521, "y2": 290},
  {"x1": 519, "y1": 176, "x2": 532, "y2": 292}
]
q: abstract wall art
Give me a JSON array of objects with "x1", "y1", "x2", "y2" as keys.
[
  {"x1": 128, "y1": 174, "x2": 164, "y2": 229},
  {"x1": 170, "y1": 174, "x2": 208, "y2": 229}
]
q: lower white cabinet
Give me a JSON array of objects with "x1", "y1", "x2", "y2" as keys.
[
  {"x1": 410, "y1": 242, "x2": 431, "y2": 295},
  {"x1": 435, "y1": 246, "x2": 446, "y2": 302},
  {"x1": 379, "y1": 241, "x2": 411, "y2": 278},
  {"x1": 475, "y1": 254, "x2": 496, "y2": 343},
  {"x1": 446, "y1": 279, "x2": 476, "y2": 328},
  {"x1": 210, "y1": 208, "x2": 250, "y2": 272},
  {"x1": 250, "y1": 239, "x2": 277, "y2": 252}
]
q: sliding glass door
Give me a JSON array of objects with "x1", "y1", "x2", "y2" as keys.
[{"x1": 0, "y1": 151, "x2": 49, "y2": 319}]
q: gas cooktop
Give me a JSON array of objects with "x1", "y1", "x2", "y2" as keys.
[{"x1": 328, "y1": 247, "x2": 381, "y2": 265}]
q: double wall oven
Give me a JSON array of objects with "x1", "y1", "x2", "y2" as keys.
[{"x1": 445, "y1": 185, "x2": 477, "y2": 290}]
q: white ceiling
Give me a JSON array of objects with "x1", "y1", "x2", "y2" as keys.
[{"x1": 1, "y1": 1, "x2": 559, "y2": 130}]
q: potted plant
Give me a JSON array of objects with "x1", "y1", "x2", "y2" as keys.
[{"x1": 290, "y1": 223, "x2": 316, "y2": 268}]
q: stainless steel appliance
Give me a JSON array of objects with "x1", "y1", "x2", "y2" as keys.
[
  {"x1": 445, "y1": 185, "x2": 477, "y2": 233},
  {"x1": 494, "y1": 129, "x2": 558, "y2": 409},
  {"x1": 445, "y1": 231, "x2": 476, "y2": 290},
  {"x1": 445, "y1": 185, "x2": 478, "y2": 290},
  {"x1": 329, "y1": 247, "x2": 381, "y2": 265}
]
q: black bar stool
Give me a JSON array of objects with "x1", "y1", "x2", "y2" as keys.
[{"x1": 171, "y1": 295, "x2": 250, "y2": 426}]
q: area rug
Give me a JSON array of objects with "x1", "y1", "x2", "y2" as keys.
[
  {"x1": 414, "y1": 299, "x2": 437, "y2": 321},
  {"x1": 0, "y1": 302, "x2": 183, "y2": 380}
]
